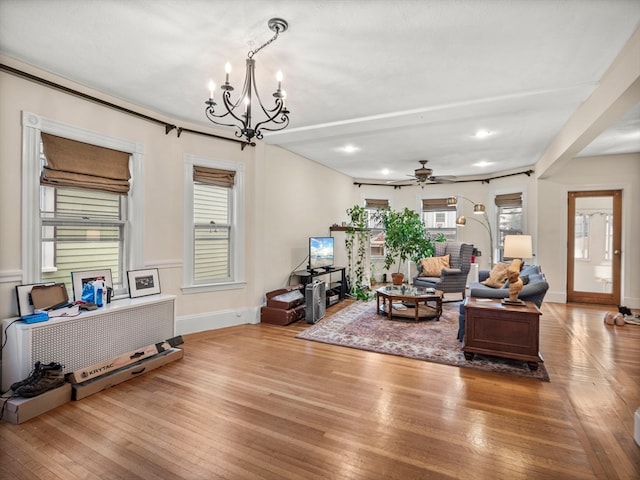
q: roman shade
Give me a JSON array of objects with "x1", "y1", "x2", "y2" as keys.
[
  {"x1": 40, "y1": 133, "x2": 131, "y2": 194},
  {"x1": 193, "y1": 166, "x2": 236, "y2": 188},
  {"x1": 422, "y1": 198, "x2": 456, "y2": 211},
  {"x1": 494, "y1": 192, "x2": 522, "y2": 207},
  {"x1": 365, "y1": 199, "x2": 389, "y2": 209}
]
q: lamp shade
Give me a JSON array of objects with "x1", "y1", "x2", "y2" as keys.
[
  {"x1": 503, "y1": 235, "x2": 532, "y2": 259},
  {"x1": 473, "y1": 203, "x2": 486, "y2": 214}
]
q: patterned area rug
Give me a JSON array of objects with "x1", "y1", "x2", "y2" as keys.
[{"x1": 296, "y1": 300, "x2": 550, "y2": 381}]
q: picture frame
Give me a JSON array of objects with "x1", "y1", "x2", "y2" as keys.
[
  {"x1": 71, "y1": 269, "x2": 113, "y2": 302},
  {"x1": 15, "y1": 282, "x2": 57, "y2": 317},
  {"x1": 127, "y1": 268, "x2": 161, "y2": 298}
]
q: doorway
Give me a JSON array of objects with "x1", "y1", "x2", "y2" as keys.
[{"x1": 567, "y1": 190, "x2": 622, "y2": 305}]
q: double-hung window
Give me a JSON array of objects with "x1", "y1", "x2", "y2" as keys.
[
  {"x1": 21, "y1": 112, "x2": 143, "y2": 298},
  {"x1": 183, "y1": 155, "x2": 245, "y2": 292},
  {"x1": 495, "y1": 192, "x2": 524, "y2": 261},
  {"x1": 421, "y1": 198, "x2": 457, "y2": 241},
  {"x1": 364, "y1": 198, "x2": 388, "y2": 258}
]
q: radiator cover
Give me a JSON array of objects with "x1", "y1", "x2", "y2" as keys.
[{"x1": 2, "y1": 295, "x2": 175, "y2": 392}]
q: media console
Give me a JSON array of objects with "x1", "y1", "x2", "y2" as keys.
[{"x1": 294, "y1": 266, "x2": 347, "y2": 306}]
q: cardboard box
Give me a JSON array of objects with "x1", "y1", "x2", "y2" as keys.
[
  {"x1": 2, "y1": 382, "x2": 72, "y2": 424},
  {"x1": 72, "y1": 348, "x2": 183, "y2": 400}
]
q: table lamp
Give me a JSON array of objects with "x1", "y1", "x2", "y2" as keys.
[{"x1": 503, "y1": 235, "x2": 532, "y2": 302}]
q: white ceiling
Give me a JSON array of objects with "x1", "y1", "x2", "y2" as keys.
[{"x1": 1, "y1": 0, "x2": 639, "y2": 183}]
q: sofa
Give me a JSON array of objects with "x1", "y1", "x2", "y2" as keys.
[{"x1": 457, "y1": 263, "x2": 549, "y2": 341}]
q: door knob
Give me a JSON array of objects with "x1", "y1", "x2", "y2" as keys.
[{"x1": 614, "y1": 250, "x2": 621, "y2": 255}]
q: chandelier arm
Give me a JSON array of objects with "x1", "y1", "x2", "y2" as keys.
[
  {"x1": 206, "y1": 90, "x2": 247, "y2": 128},
  {"x1": 254, "y1": 111, "x2": 290, "y2": 134}
]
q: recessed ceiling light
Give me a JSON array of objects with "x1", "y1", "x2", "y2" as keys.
[
  {"x1": 381, "y1": 168, "x2": 390, "y2": 175},
  {"x1": 473, "y1": 160, "x2": 493, "y2": 168},
  {"x1": 473, "y1": 129, "x2": 494, "y2": 139},
  {"x1": 339, "y1": 144, "x2": 360, "y2": 153}
]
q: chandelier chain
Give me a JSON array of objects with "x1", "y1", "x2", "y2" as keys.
[{"x1": 248, "y1": 28, "x2": 281, "y2": 58}]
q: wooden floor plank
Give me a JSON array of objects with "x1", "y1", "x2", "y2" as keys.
[{"x1": 1, "y1": 300, "x2": 639, "y2": 479}]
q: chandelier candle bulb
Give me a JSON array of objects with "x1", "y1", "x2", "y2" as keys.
[
  {"x1": 277, "y1": 70, "x2": 283, "y2": 90},
  {"x1": 225, "y1": 62, "x2": 231, "y2": 84},
  {"x1": 208, "y1": 79, "x2": 215, "y2": 100}
]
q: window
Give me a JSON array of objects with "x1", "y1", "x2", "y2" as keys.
[
  {"x1": 21, "y1": 111, "x2": 143, "y2": 297},
  {"x1": 421, "y1": 198, "x2": 457, "y2": 241},
  {"x1": 495, "y1": 192, "x2": 524, "y2": 261},
  {"x1": 183, "y1": 155, "x2": 245, "y2": 292},
  {"x1": 364, "y1": 198, "x2": 388, "y2": 257},
  {"x1": 574, "y1": 214, "x2": 590, "y2": 259},
  {"x1": 40, "y1": 186, "x2": 127, "y2": 293}
]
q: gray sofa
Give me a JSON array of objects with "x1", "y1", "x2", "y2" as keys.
[{"x1": 457, "y1": 264, "x2": 549, "y2": 341}]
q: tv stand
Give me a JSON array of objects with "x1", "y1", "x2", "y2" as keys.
[{"x1": 295, "y1": 266, "x2": 347, "y2": 306}]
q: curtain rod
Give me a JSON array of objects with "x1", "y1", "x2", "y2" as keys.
[
  {"x1": 354, "y1": 169, "x2": 534, "y2": 188},
  {"x1": 0, "y1": 63, "x2": 254, "y2": 149}
]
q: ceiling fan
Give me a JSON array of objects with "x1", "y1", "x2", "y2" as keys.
[{"x1": 387, "y1": 160, "x2": 457, "y2": 186}]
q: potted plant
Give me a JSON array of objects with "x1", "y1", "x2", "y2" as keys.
[
  {"x1": 345, "y1": 205, "x2": 372, "y2": 300},
  {"x1": 376, "y1": 207, "x2": 437, "y2": 285}
]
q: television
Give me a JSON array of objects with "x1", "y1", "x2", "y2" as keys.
[{"x1": 308, "y1": 236, "x2": 334, "y2": 271}]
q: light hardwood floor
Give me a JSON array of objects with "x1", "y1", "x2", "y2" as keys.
[{"x1": 1, "y1": 301, "x2": 639, "y2": 479}]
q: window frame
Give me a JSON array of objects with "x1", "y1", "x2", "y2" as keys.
[
  {"x1": 21, "y1": 111, "x2": 143, "y2": 293},
  {"x1": 183, "y1": 154, "x2": 245, "y2": 293}
]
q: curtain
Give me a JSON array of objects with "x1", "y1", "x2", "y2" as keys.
[
  {"x1": 422, "y1": 198, "x2": 456, "y2": 211},
  {"x1": 364, "y1": 198, "x2": 389, "y2": 209},
  {"x1": 40, "y1": 133, "x2": 131, "y2": 194},
  {"x1": 193, "y1": 166, "x2": 236, "y2": 188},
  {"x1": 494, "y1": 192, "x2": 522, "y2": 207}
]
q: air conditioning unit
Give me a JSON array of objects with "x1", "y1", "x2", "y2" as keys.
[{"x1": 305, "y1": 281, "x2": 326, "y2": 324}]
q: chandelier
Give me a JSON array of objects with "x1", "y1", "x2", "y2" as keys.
[{"x1": 205, "y1": 18, "x2": 290, "y2": 144}]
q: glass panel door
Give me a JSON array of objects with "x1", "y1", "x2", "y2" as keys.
[{"x1": 567, "y1": 190, "x2": 621, "y2": 305}]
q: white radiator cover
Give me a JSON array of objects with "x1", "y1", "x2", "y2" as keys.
[{"x1": 2, "y1": 294, "x2": 175, "y2": 392}]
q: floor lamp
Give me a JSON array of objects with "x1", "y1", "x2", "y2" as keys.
[{"x1": 447, "y1": 196, "x2": 494, "y2": 267}]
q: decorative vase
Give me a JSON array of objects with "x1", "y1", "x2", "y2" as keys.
[{"x1": 391, "y1": 273, "x2": 404, "y2": 285}]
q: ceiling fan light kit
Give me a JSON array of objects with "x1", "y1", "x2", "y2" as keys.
[{"x1": 205, "y1": 17, "x2": 290, "y2": 144}]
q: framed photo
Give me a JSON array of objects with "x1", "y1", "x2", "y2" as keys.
[
  {"x1": 71, "y1": 269, "x2": 113, "y2": 302},
  {"x1": 127, "y1": 268, "x2": 161, "y2": 298}
]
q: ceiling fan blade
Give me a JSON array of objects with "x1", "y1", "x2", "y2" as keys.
[{"x1": 430, "y1": 175, "x2": 457, "y2": 184}]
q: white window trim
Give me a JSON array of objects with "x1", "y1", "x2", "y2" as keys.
[
  {"x1": 21, "y1": 111, "x2": 144, "y2": 285},
  {"x1": 182, "y1": 154, "x2": 245, "y2": 293}
]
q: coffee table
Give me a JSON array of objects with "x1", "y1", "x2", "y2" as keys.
[{"x1": 376, "y1": 285, "x2": 443, "y2": 322}]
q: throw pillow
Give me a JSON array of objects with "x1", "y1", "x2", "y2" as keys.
[
  {"x1": 418, "y1": 254, "x2": 450, "y2": 277},
  {"x1": 481, "y1": 261, "x2": 512, "y2": 288}
]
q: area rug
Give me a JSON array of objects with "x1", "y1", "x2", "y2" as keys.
[{"x1": 296, "y1": 300, "x2": 550, "y2": 381}]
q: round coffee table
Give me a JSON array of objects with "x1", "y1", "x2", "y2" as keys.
[{"x1": 375, "y1": 285, "x2": 443, "y2": 322}]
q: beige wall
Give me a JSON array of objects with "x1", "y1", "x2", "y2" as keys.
[
  {"x1": 538, "y1": 153, "x2": 640, "y2": 306},
  {"x1": 2, "y1": 60, "x2": 639, "y2": 331}
]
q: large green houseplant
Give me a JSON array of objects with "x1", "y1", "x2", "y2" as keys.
[
  {"x1": 376, "y1": 207, "x2": 438, "y2": 285},
  {"x1": 345, "y1": 205, "x2": 372, "y2": 300}
]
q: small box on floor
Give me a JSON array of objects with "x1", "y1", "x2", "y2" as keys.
[
  {"x1": 72, "y1": 348, "x2": 184, "y2": 400},
  {"x1": 2, "y1": 382, "x2": 72, "y2": 424}
]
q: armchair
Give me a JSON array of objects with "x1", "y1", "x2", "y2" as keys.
[{"x1": 413, "y1": 242, "x2": 474, "y2": 300}]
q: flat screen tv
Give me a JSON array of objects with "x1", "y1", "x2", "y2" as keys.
[{"x1": 308, "y1": 236, "x2": 334, "y2": 271}]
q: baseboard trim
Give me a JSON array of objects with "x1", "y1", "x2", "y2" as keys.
[{"x1": 176, "y1": 307, "x2": 259, "y2": 335}]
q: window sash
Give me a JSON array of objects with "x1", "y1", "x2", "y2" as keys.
[{"x1": 21, "y1": 111, "x2": 143, "y2": 293}]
